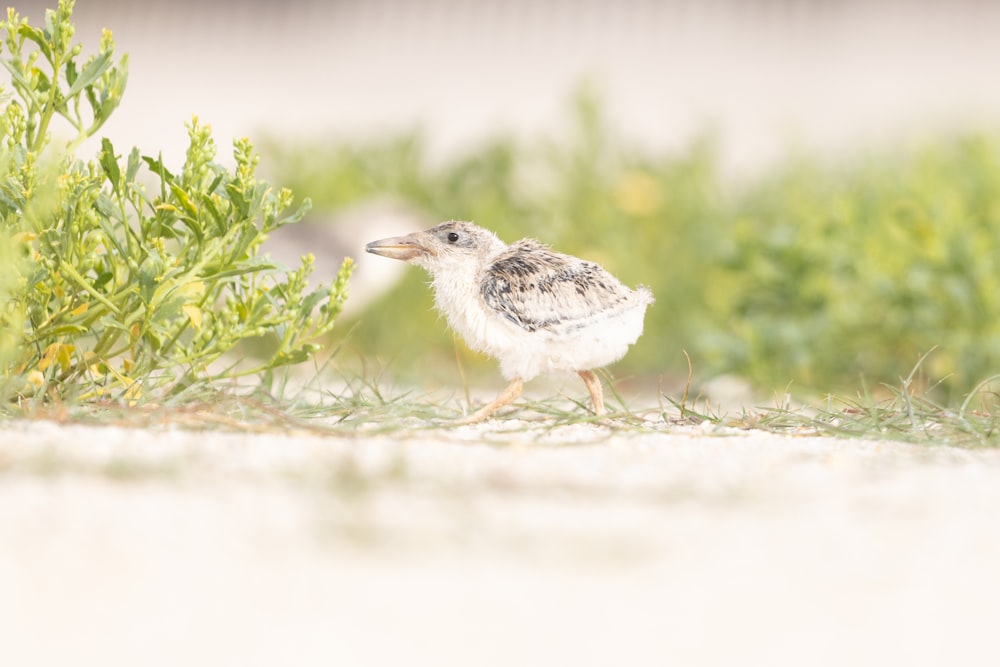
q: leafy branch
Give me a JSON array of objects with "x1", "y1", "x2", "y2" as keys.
[{"x1": 0, "y1": 0, "x2": 353, "y2": 408}]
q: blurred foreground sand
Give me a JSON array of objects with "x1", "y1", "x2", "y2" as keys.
[{"x1": 2, "y1": 419, "x2": 1000, "y2": 666}]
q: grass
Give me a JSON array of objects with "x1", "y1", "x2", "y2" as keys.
[{"x1": 8, "y1": 350, "x2": 1000, "y2": 449}]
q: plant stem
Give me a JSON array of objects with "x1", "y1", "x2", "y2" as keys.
[
  {"x1": 30, "y1": 54, "x2": 62, "y2": 153},
  {"x1": 58, "y1": 262, "x2": 121, "y2": 316}
]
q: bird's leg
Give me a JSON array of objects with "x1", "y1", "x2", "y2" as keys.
[
  {"x1": 578, "y1": 370, "x2": 605, "y2": 416},
  {"x1": 456, "y1": 377, "x2": 524, "y2": 424}
]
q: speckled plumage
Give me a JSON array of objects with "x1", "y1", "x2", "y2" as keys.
[{"x1": 366, "y1": 221, "x2": 653, "y2": 421}]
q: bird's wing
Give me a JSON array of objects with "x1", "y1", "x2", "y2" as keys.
[{"x1": 481, "y1": 240, "x2": 636, "y2": 333}]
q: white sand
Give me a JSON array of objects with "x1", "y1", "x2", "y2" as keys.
[{"x1": 2, "y1": 418, "x2": 1000, "y2": 666}]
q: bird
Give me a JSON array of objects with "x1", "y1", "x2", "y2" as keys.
[{"x1": 365, "y1": 221, "x2": 653, "y2": 423}]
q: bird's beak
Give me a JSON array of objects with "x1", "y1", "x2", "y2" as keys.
[{"x1": 365, "y1": 232, "x2": 436, "y2": 261}]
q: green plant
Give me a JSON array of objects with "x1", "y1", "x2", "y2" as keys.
[
  {"x1": 0, "y1": 219, "x2": 27, "y2": 398},
  {"x1": 0, "y1": 0, "x2": 352, "y2": 409},
  {"x1": 710, "y1": 137, "x2": 1000, "y2": 397}
]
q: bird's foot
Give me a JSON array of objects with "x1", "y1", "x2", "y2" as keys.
[
  {"x1": 578, "y1": 369, "x2": 605, "y2": 417},
  {"x1": 455, "y1": 377, "x2": 524, "y2": 425}
]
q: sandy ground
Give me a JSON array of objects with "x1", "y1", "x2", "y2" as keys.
[{"x1": 3, "y1": 418, "x2": 1000, "y2": 666}]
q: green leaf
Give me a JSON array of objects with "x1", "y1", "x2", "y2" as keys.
[
  {"x1": 202, "y1": 256, "x2": 279, "y2": 280},
  {"x1": 65, "y1": 58, "x2": 78, "y2": 89},
  {"x1": 299, "y1": 289, "x2": 326, "y2": 315},
  {"x1": 174, "y1": 213, "x2": 205, "y2": 245},
  {"x1": 93, "y1": 192, "x2": 120, "y2": 222},
  {"x1": 0, "y1": 59, "x2": 31, "y2": 93},
  {"x1": 98, "y1": 315, "x2": 131, "y2": 334},
  {"x1": 96, "y1": 214, "x2": 128, "y2": 257},
  {"x1": 100, "y1": 138, "x2": 121, "y2": 195},
  {"x1": 142, "y1": 155, "x2": 175, "y2": 183},
  {"x1": 201, "y1": 194, "x2": 226, "y2": 229},
  {"x1": 43, "y1": 7, "x2": 56, "y2": 43},
  {"x1": 93, "y1": 271, "x2": 113, "y2": 290},
  {"x1": 271, "y1": 349, "x2": 310, "y2": 367},
  {"x1": 17, "y1": 24, "x2": 52, "y2": 63},
  {"x1": 207, "y1": 173, "x2": 224, "y2": 193},
  {"x1": 0, "y1": 179, "x2": 25, "y2": 212},
  {"x1": 137, "y1": 252, "x2": 164, "y2": 305},
  {"x1": 226, "y1": 183, "x2": 248, "y2": 218},
  {"x1": 38, "y1": 323, "x2": 89, "y2": 338},
  {"x1": 125, "y1": 147, "x2": 140, "y2": 184},
  {"x1": 33, "y1": 68, "x2": 51, "y2": 95},
  {"x1": 169, "y1": 182, "x2": 199, "y2": 218},
  {"x1": 66, "y1": 50, "x2": 112, "y2": 97},
  {"x1": 88, "y1": 60, "x2": 128, "y2": 132}
]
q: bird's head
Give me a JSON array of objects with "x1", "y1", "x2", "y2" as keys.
[{"x1": 365, "y1": 221, "x2": 505, "y2": 274}]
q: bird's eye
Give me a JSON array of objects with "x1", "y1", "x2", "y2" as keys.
[{"x1": 447, "y1": 232, "x2": 460, "y2": 243}]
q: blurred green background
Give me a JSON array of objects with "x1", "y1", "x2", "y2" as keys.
[{"x1": 261, "y1": 92, "x2": 1000, "y2": 401}]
